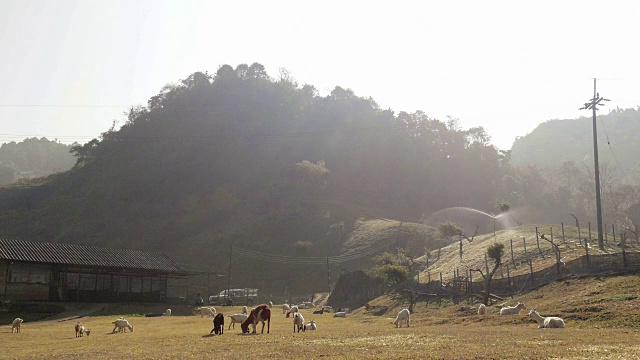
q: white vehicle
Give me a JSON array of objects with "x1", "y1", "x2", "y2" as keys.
[{"x1": 209, "y1": 288, "x2": 258, "y2": 306}]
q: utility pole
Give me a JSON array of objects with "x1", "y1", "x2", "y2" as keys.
[{"x1": 579, "y1": 79, "x2": 609, "y2": 250}]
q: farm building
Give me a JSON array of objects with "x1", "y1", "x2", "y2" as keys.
[{"x1": 0, "y1": 238, "x2": 196, "y2": 303}]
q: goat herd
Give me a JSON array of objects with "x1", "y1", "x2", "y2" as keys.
[{"x1": 5, "y1": 300, "x2": 564, "y2": 338}]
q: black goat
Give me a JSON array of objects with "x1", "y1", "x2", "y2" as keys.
[{"x1": 210, "y1": 313, "x2": 224, "y2": 335}]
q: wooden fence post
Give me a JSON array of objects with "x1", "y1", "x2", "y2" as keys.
[
  {"x1": 523, "y1": 237, "x2": 527, "y2": 257},
  {"x1": 506, "y1": 264, "x2": 511, "y2": 289},
  {"x1": 439, "y1": 272, "x2": 443, "y2": 286},
  {"x1": 528, "y1": 257, "x2": 534, "y2": 281},
  {"x1": 536, "y1": 227, "x2": 544, "y2": 258},
  {"x1": 584, "y1": 238, "x2": 590, "y2": 270},
  {"x1": 612, "y1": 224, "x2": 616, "y2": 244},
  {"x1": 588, "y1": 222, "x2": 592, "y2": 241},
  {"x1": 510, "y1": 239, "x2": 516, "y2": 268},
  {"x1": 437, "y1": 248, "x2": 441, "y2": 261},
  {"x1": 561, "y1": 222, "x2": 566, "y2": 243}
]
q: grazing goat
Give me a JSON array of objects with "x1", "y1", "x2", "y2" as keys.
[
  {"x1": 164, "y1": 309, "x2": 171, "y2": 316},
  {"x1": 227, "y1": 313, "x2": 248, "y2": 330},
  {"x1": 210, "y1": 313, "x2": 225, "y2": 335},
  {"x1": 12, "y1": 318, "x2": 23, "y2": 333},
  {"x1": 112, "y1": 318, "x2": 134, "y2": 333},
  {"x1": 268, "y1": 301, "x2": 273, "y2": 308},
  {"x1": 333, "y1": 312, "x2": 347, "y2": 318},
  {"x1": 282, "y1": 303, "x2": 291, "y2": 314},
  {"x1": 242, "y1": 306, "x2": 248, "y2": 315},
  {"x1": 286, "y1": 305, "x2": 299, "y2": 318},
  {"x1": 478, "y1": 304, "x2": 487, "y2": 315},
  {"x1": 393, "y1": 309, "x2": 410, "y2": 328},
  {"x1": 293, "y1": 312, "x2": 306, "y2": 333},
  {"x1": 313, "y1": 308, "x2": 324, "y2": 315},
  {"x1": 528, "y1": 309, "x2": 565, "y2": 328},
  {"x1": 75, "y1": 322, "x2": 84, "y2": 337},
  {"x1": 194, "y1": 306, "x2": 216, "y2": 318},
  {"x1": 499, "y1": 302, "x2": 526, "y2": 315},
  {"x1": 241, "y1": 304, "x2": 271, "y2": 334},
  {"x1": 306, "y1": 319, "x2": 317, "y2": 330}
]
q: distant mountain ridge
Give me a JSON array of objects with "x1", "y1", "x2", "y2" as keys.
[
  {"x1": 510, "y1": 107, "x2": 640, "y2": 171},
  {"x1": 0, "y1": 138, "x2": 75, "y2": 185}
]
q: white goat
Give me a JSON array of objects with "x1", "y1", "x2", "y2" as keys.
[
  {"x1": 164, "y1": 309, "x2": 171, "y2": 316},
  {"x1": 242, "y1": 306, "x2": 248, "y2": 315},
  {"x1": 194, "y1": 306, "x2": 216, "y2": 318},
  {"x1": 306, "y1": 319, "x2": 317, "y2": 330},
  {"x1": 268, "y1": 301, "x2": 273, "y2": 309},
  {"x1": 227, "y1": 313, "x2": 248, "y2": 330},
  {"x1": 112, "y1": 318, "x2": 134, "y2": 333},
  {"x1": 392, "y1": 309, "x2": 410, "y2": 327},
  {"x1": 478, "y1": 304, "x2": 487, "y2": 315},
  {"x1": 528, "y1": 309, "x2": 565, "y2": 328},
  {"x1": 286, "y1": 305, "x2": 299, "y2": 318},
  {"x1": 333, "y1": 311, "x2": 347, "y2": 318},
  {"x1": 12, "y1": 318, "x2": 23, "y2": 333},
  {"x1": 282, "y1": 303, "x2": 291, "y2": 314},
  {"x1": 293, "y1": 312, "x2": 305, "y2": 332},
  {"x1": 499, "y1": 302, "x2": 526, "y2": 315}
]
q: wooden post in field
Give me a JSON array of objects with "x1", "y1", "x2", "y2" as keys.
[
  {"x1": 584, "y1": 238, "x2": 590, "y2": 270},
  {"x1": 523, "y1": 237, "x2": 527, "y2": 257},
  {"x1": 506, "y1": 264, "x2": 511, "y2": 289},
  {"x1": 428, "y1": 271, "x2": 431, "y2": 284},
  {"x1": 588, "y1": 222, "x2": 592, "y2": 242},
  {"x1": 612, "y1": 224, "x2": 616, "y2": 243},
  {"x1": 535, "y1": 227, "x2": 544, "y2": 258},
  {"x1": 561, "y1": 222, "x2": 566, "y2": 243},
  {"x1": 437, "y1": 248, "x2": 441, "y2": 261},
  {"x1": 550, "y1": 227, "x2": 553, "y2": 242},
  {"x1": 440, "y1": 272, "x2": 443, "y2": 286},
  {"x1": 500, "y1": 264, "x2": 504, "y2": 278},
  {"x1": 510, "y1": 238, "x2": 515, "y2": 267},
  {"x1": 528, "y1": 258, "x2": 534, "y2": 280}
]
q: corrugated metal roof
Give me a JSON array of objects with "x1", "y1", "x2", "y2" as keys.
[{"x1": 0, "y1": 238, "x2": 184, "y2": 273}]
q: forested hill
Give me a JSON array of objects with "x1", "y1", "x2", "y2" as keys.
[
  {"x1": 0, "y1": 63, "x2": 509, "y2": 292},
  {"x1": 0, "y1": 138, "x2": 75, "y2": 185},
  {"x1": 510, "y1": 107, "x2": 640, "y2": 170}
]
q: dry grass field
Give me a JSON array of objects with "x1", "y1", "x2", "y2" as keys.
[{"x1": 3, "y1": 287, "x2": 640, "y2": 360}]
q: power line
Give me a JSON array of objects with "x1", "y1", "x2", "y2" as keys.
[{"x1": 597, "y1": 116, "x2": 640, "y2": 204}]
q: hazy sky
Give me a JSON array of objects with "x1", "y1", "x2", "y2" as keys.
[{"x1": 1, "y1": 0, "x2": 639, "y2": 150}]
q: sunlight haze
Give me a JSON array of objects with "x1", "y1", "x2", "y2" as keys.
[{"x1": 1, "y1": 0, "x2": 639, "y2": 150}]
